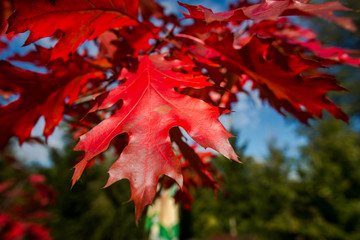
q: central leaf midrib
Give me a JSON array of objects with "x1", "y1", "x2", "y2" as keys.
[{"x1": 91, "y1": 69, "x2": 149, "y2": 156}]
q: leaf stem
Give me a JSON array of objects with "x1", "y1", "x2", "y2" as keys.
[{"x1": 146, "y1": 26, "x2": 175, "y2": 55}]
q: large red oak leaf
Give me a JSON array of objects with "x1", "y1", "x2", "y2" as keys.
[
  {"x1": 198, "y1": 33, "x2": 348, "y2": 123},
  {"x1": 179, "y1": 0, "x2": 356, "y2": 31},
  {"x1": 73, "y1": 54, "x2": 237, "y2": 222},
  {"x1": 7, "y1": 0, "x2": 139, "y2": 60}
]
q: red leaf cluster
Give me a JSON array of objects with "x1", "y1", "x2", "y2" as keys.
[
  {"x1": 0, "y1": 0, "x2": 358, "y2": 222},
  {"x1": 0, "y1": 158, "x2": 56, "y2": 240},
  {"x1": 179, "y1": 0, "x2": 356, "y2": 31}
]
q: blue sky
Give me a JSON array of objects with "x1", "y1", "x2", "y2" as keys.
[
  {"x1": 221, "y1": 92, "x2": 307, "y2": 160},
  {"x1": 0, "y1": 0, "x2": 308, "y2": 165}
]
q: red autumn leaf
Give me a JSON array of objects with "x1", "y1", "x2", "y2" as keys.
[
  {"x1": 97, "y1": 24, "x2": 160, "y2": 60},
  {"x1": 0, "y1": 58, "x2": 103, "y2": 146},
  {"x1": 206, "y1": 35, "x2": 349, "y2": 123},
  {"x1": 73, "y1": 54, "x2": 237, "y2": 222},
  {"x1": 0, "y1": 0, "x2": 13, "y2": 34},
  {"x1": 249, "y1": 19, "x2": 360, "y2": 66},
  {"x1": 203, "y1": 34, "x2": 348, "y2": 123},
  {"x1": 175, "y1": 32, "x2": 348, "y2": 123},
  {"x1": 179, "y1": 0, "x2": 356, "y2": 31},
  {"x1": 7, "y1": 0, "x2": 139, "y2": 60},
  {"x1": 167, "y1": 127, "x2": 220, "y2": 209},
  {"x1": 171, "y1": 127, "x2": 219, "y2": 191},
  {"x1": 139, "y1": 0, "x2": 165, "y2": 21}
]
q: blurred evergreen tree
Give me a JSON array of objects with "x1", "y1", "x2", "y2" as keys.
[
  {"x1": 292, "y1": 120, "x2": 360, "y2": 240},
  {"x1": 39, "y1": 143, "x2": 148, "y2": 240},
  {"x1": 190, "y1": 121, "x2": 360, "y2": 239},
  {"x1": 190, "y1": 142, "x2": 297, "y2": 240}
]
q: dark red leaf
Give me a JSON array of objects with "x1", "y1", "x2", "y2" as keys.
[
  {"x1": 0, "y1": 58, "x2": 104, "y2": 146},
  {"x1": 179, "y1": 0, "x2": 356, "y2": 31},
  {"x1": 7, "y1": 0, "x2": 139, "y2": 60},
  {"x1": 204, "y1": 33, "x2": 349, "y2": 123}
]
